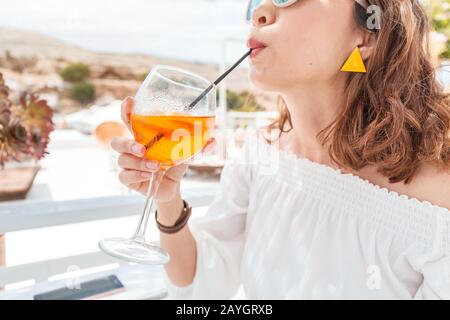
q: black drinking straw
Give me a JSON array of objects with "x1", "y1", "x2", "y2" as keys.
[{"x1": 186, "y1": 49, "x2": 252, "y2": 110}]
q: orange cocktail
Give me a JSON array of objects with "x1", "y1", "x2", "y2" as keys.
[{"x1": 131, "y1": 114, "x2": 215, "y2": 168}]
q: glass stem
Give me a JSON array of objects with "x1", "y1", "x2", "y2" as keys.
[{"x1": 132, "y1": 169, "x2": 165, "y2": 242}]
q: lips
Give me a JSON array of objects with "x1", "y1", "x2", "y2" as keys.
[
  {"x1": 247, "y1": 37, "x2": 268, "y2": 59},
  {"x1": 247, "y1": 37, "x2": 267, "y2": 50}
]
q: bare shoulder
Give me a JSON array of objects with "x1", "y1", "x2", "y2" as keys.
[
  {"x1": 351, "y1": 161, "x2": 450, "y2": 212},
  {"x1": 410, "y1": 162, "x2": 450, "y2": 211}
]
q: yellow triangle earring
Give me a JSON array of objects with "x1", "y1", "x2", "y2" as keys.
[{"x1": 340, "y1": 47, "x2": 367, "y2": 73}]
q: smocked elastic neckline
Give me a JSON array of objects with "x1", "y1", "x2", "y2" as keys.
[{"x1": 253, "y1": 134, "x2": 450, "y2": 215}]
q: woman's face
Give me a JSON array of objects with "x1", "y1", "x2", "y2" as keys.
[{"x1": 248, "y1": 0, "x2": 365, "y2": 92}]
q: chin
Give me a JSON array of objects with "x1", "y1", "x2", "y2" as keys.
[{"x1": 248, "y1": 69, "x2": 279, "y2": 92}]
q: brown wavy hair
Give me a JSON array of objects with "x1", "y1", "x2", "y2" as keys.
[{"x1": 266, "y1": 0, "x2": 450, "y2": 184}]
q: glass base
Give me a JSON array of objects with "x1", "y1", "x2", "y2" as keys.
[{"x1": 99, "y1": 237, "x2": 170, "y2": 265}]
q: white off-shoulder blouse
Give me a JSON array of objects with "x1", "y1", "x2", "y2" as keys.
[{"x1": 163, "y1": 133, "x2": 450, "y2": 300}]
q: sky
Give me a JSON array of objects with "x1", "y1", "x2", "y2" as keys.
[{"x1": 0, "y1": 0, "x2": 251, "y2": 64}]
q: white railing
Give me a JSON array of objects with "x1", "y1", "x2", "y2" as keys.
[
  {"x1": 0, "y1": 186, "x2": 217, "y2": 233},
  {"x1": 227, "y1": 111, "x2": 279, "y2": 130},
  {"x1": 0, "y1": 252, "x2": 126, "y2": 288},
  {"x1": 0, "y1": 186, "x2": 217, "y2": 290}
]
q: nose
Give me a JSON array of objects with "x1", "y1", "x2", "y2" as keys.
[{"x1": 251, "y1": 0, "x2": 276, "y2": 26}]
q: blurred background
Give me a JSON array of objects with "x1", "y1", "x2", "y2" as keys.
[{"x1": 0, "y1": 0, "x2": 448, "y2": 299}]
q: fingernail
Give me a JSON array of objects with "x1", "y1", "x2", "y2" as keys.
[
  {"x1": 146, "y1": 161, "x2": 159, "y2": 170},
  {"x1": 132, "y1": 144, "x2": 145, "y2": 156},
  {"x1": 141, "y1": 172, "x2": 152, "y2": 178}
]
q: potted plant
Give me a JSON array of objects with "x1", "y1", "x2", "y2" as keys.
[{"x1": 0, "y1": 72, "x2": 54, "y2": 201}]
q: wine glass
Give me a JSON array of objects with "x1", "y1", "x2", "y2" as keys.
[{"x1": 99, "y1": 65, "x2": 216, "y2": 264}]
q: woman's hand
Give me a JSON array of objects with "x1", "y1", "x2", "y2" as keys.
[{"x1": 111, "y1": 97, "x2": 214, "y2": 202}]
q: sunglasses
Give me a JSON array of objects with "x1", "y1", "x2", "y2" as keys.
[
  {"x1": 246, "y1": 0, "x2": 377, "y2": 33},
  {"x1": 246, "y1": 0, "x2": 295, "y2": 22}
]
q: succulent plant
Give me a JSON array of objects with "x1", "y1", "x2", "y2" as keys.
[{"x1": 0, "y1": 72, "x2": 54, "y2": 167}]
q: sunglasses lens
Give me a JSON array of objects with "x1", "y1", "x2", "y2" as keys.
[
  {"x1": 247, "y1": 0, "x2": 263, "y2": 22},
  {"x1": 246, "y1": 0, "x2": 294, "y2": 22}
]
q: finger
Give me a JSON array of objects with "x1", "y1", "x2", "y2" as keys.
[
  {"x1": 121, "y1": 97, "x2": 134, "y2": 130},
  {"x1": 118, "y1": 169, "x2": 152, "y2": 186},
  {"x1": 165, "y1": 163, "x2": 189, "y2": 182},
  {"x1": 128, "y1": 181, "x2": 146, "y2": 194},
  {"x1": 130, "y1": 178, "x2": 165, "y2": 195},
  {"x1": 110, "y1": 136, "x2": 145, "y2": 157},
  {"x1": 117, "y1": 153, "x2": 160, "y2": 172}
]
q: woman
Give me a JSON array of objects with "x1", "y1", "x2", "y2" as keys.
[{"x1": 111, "y1": 0, "x2": 450, "y2": 299}]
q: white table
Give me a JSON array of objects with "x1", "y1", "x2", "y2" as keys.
[
  {"x1": 0, "y1": 264, "x2": 168, "y2": 300},
  {"x1": 0, "y1": 129, "x2": 221, "y2": 299}
]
